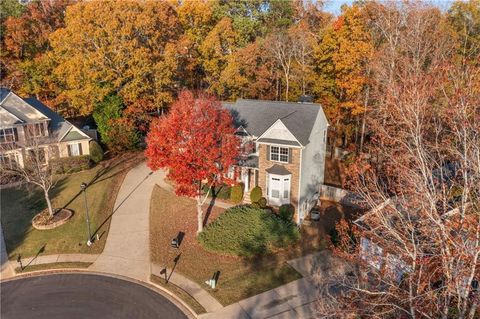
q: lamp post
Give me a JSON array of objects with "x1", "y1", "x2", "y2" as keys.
[{"x1": 80, "y1": 182, "x2": 93, "y2": 246}]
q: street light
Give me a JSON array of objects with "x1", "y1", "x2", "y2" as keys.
[{"x1": 80, "y1": 182, "x2": 93, "y2": 246}]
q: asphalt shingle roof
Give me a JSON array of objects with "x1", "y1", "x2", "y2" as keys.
[{"x1": 223, "y1": 99, "x2": 326, "y2": 146}]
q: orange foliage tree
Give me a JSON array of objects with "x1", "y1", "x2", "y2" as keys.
[{"x1": 145, "y1": 91, "x2": 239, "y2": 234}]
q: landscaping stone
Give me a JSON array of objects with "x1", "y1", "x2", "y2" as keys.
[{"x1": 31, "y1": 209, "x2": 73, "y2": 230}]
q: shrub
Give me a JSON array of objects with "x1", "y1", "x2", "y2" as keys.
[
  {"x1": 230, "y1": 183, "x2": 244, "y2": 204},
  {"x1": 278, "y1": 204, "x2": 295, "y2": 222},
  {"x1": 51, "y1": 155, "x2": 92, "y2": 174},
  {"x1": 89, "y1": 141, "x2": 104, "y2": 163},
  {"x1": 258, "y1": 197, "x2": 267, "y2": 208},
  {"x1": 249, "y1": 186, "x2": 262, "y2": 203},
  {"x1": 198, "y1": 205, "x2": 300, "y2": 257}
]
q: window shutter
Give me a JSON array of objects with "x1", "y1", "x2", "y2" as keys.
[
  {"x1": 288, "y1": 148, "x2": 292, "y2": 164},
  {"x1": 266, "y1": 145, "x2": 270, "y2": 161},
  {"x1": 67, "y1": 145, "x2": 72, "y2": 157},
  {"x1": 78, "y1": 143, "x2": 83, "y2": 155}
]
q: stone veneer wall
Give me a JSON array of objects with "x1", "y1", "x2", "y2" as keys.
[{"x1": 257, "y1": 144, "x2": 301, "y2": 221}]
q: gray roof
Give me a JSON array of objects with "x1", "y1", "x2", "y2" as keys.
[
  {"x1": 237, "y1": 154, "x2": 259, "y2": 168},
  {"x1": 266, "y1": 164, "x2": 292, "y2": 175},
  {"x1": 223, "y1": 99, "x2": 325, "y2": 146},
  {"x1": 0, "y1": 88, "x2": 10, "y2": 102}
]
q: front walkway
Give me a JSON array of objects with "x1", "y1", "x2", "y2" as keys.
[{"x1": 90, "y1": 162, "x2": 171, "y2": 281}]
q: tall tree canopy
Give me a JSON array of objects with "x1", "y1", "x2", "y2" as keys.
[{"x1": 49, "y1": 0, "x2": 181, "y2": 115}]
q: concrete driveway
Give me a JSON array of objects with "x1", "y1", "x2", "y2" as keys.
[{"x1": 90, "y1": 161, "x2": 171, "y2": 281}]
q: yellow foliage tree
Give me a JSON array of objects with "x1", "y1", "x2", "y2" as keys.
[
  {"x1": 49, "y1": 0, "x2": 180, "y2": 115},
  {"x1": 199, "y1": 17, "x2": 239, "y2": 97}
]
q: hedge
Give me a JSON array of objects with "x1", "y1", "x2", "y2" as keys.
[
  {"x1": 198, "y1": 205, "x2": 300, "y2": 257},
  {"x1": 51, "y1": 155, "x2": 92, "y2": 174}
]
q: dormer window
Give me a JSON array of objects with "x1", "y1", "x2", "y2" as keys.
[{"x1": 270, "y1": 146, "x2": 289, "y2": 163}]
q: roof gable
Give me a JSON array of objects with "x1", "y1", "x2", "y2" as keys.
[
  {"x1": 0, "y1": 92, "x2": 48, "y2": 123},
  {"x1": 0, "y1": 106, "x2": 23, "y2": 126},
  {"x1": 223, "y1": 99, "x2": 327, "y2": 145},
  {"x1": 259, "y1": 119, "x2": 298, "y2": 142}
]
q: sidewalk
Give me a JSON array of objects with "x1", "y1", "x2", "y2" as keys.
[
  {"x1": 90, "y1": 161, "x2": 171, "y2": 281},
  {"x1": 151, "y1": 263, "x2": 223, "y2": 313},
  {"x1": 200, "y1": 250, "x2": 349, "y2": 319}
]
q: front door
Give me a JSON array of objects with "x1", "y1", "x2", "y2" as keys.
[{"x1": 268, "y1": 174, "x2": 291, "y2": 206}]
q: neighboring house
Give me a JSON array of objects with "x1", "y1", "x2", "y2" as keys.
[
  {"x1": 223, "y1": 99, "x2": 329, "y2": 224},
  {"x1": 0, "y1": 88, "x2": 90, "y2": 168}
]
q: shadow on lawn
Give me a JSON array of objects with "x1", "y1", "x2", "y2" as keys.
[
  {"x1": 0, "y1": 153, "x2": 141, "y2": 260},
  {"x1": 236, "y1": 197, "x2": 363, "y2": 302}
]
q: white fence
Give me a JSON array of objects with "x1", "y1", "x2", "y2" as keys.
[{"x1": 319, "y1": 184, "x2": 362, "y2": 207}]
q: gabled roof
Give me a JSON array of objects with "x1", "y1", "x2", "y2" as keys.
[
  {"x1": 0, "y1": 88, "x2": 89, "y2": 142},
  {"x1": 0, "y1": 90, "x2": 48, "y2": 124},
  {"x1": 222, "y1": 99, "x2": 327, "y2": 146}
]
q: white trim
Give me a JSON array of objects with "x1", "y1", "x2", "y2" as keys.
[
  {"x1": 59, "y1": 125, "x2": 91, "y2": 142},
  {"x1": 297, "y1": 147, "x2": 303, "y2": 224},
  {"x1": 255, "y1": 141, "x2": 302, "y2": 149},
  {"x1": 269, "y1": 145, "x2": 289, "y2": 163},
  {"x1": 257, "y1": 119, "x2": 303, "y2": 147}
]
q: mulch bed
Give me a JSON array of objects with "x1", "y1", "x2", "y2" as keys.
[{"x1": 32, "y1": 208, "x2": 73, "y2": 230}]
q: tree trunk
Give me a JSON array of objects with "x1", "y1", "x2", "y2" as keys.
[
  {"x1": 285, "y1": 75, "x2": 289, "y2": 102},
  {"x1": 44, "y1": 189, "x2": 54, "y2": 217},
  {"x1": 196, "y1": 196, "x2": 203, "y2": 235}
]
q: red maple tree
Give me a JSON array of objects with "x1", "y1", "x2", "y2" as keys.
[{"x1": 145, "y1": 90, "x2": 239, "y2": 234}]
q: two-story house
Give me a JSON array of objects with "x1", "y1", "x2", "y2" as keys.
[
  {"x1": 0, "y1": 88, "x2": 90, "y2": 168},
  {"x1": 223, "y1": 99, "x2": 329, "y2": 224}
]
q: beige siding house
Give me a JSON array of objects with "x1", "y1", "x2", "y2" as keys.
[
  {"x1": 223, "y1": 99, "x2": 329, "y2": 224},
  {"x1": 0, "y1": 88, "x2": 90, "y2": 167}
]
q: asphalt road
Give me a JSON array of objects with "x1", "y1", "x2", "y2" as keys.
[{"x1": 1, "y1": 273, "x2": 189, "y2": 319}]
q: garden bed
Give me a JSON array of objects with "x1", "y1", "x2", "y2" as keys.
[{"x1": 32, "y1": 209, "x2": 73, "y2": 230}]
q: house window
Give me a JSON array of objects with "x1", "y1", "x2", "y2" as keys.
[
  {"x1": 283, "y1": 178, "x2": 290, "y2": 199},
  {"x1": 26, "y1": 123, "x2": 46, "y2": 138},
  {"x1": 68, "y1": 143, "x2": 83, "y2": 156},
  {"x1": 270, "y1": 146, "x2": 289, "y2": 163},
  {"x1": 0, "y1": 128, "x2": 17, "y2": 143},
  {"x1": 0, "y1": 153, "x2": 19, "y2": 168},
  {"x1": 271, "y1": 177, "x2": 280, "y2": 198}
]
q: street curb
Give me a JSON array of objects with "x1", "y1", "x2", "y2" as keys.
[{"x1": 1, "y1": 269, "x2": 197, "y2": 319}]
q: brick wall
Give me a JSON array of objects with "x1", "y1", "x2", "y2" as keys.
[{"x1": 258, "y1": 144, "x2": 301, "y2": 221}]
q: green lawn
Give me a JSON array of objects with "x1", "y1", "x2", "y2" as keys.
[
  {"x1": 1, "y1": 153, "x2": 140, "y2": 259},
  {"x1": 150, "y1": 186, "x2": 303, "y2": 306}
]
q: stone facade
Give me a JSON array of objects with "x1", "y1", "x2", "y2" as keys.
[{"x1": 257, "y1": 144, "x2": 301, "y2": 220}]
